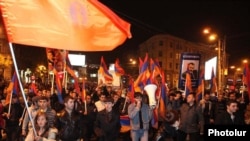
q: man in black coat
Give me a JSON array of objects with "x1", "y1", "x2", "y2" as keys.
[
  {"x1": 56, "y1": 96, "x2": 82, "y2": 141},
  {"x1": 214, "y1": 100, "x2": 245, "y2": 125},
  {"x1": 94, "y1": 96, "x2": 121, "y2": 141}
]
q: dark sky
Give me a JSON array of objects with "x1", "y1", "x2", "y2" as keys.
[
  {"x1": 17, "y1": 0, "x2": 250, "y2": 68},
  {"x1": 95, "y1": 0, "x2": 250, "y2": 66}
]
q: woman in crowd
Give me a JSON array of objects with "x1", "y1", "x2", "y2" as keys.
[{"x1": 25, "y1": 110, "x2": 57, "y2": 141}]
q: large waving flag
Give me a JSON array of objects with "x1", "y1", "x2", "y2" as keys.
[
  {"x1": 114, "y1": 58, "x2": 125, "y2": 76},
  {"x1": 0, "y1": 0, "x2": 131, "y2": 51},
  {"x1": 210, "y1": 67, "x2": 217, "y2": 94},
  {"x1": 5, "y1": 72, "x2": 19, "y2": 105},
  {"x1": 196, "y1": 70, "x2": 204, "y2": 102},
  {"x1": 98, "y1": 56, "x2": 113, "y2": 81}
]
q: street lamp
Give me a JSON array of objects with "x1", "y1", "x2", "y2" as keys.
[{"x1": 203, "y1": 28, "x2": 226, "y2": 93}]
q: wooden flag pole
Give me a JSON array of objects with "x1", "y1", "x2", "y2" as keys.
[{"x1": 9, "y1": 43, "x2": 37, "y2": 136}]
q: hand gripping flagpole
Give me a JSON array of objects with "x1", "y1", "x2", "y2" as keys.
[{"x1": 9, "y1": 43, "x2": 37, "y2": 136}]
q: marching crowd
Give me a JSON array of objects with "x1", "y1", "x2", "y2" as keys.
[{"x1": 0, "y1": 81, "x2": 250, "y2": 141}]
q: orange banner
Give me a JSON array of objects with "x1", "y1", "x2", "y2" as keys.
[{"x1": 0, "y1": 0, "x2": 131, "y2": 51}]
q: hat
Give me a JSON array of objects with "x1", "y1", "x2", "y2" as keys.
[
  {"x1": 104, "y1": 96, "x2": 114, "y2": 103},
  {"x1": 165, "y1": 110, "x2": 179, "y2": 124}
]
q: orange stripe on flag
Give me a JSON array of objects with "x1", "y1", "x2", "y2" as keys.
[{"x1": 0, "y1": 0, "x2": 131, "y2": 51}]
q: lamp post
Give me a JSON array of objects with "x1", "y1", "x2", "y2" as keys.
[
  {"x1": 217, "y1": 39, "x2": 222, "y2": 93},
  {"x1": 203, "y1": 28, "x2": 226, "y2": 93}
]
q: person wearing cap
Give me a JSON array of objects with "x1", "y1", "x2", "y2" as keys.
[
  {"x1": 94, "y1": 96, "x2": 121, "y2": 141},
  {"x1": 128, "y1": 92, "x2": 153, "y2": 141}
]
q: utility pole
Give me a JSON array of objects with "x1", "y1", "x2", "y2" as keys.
[{"x1": 217, "y1": 39, "x2": 222, "y2": 94}]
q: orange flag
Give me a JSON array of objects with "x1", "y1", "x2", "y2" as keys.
[
  {"x1": 82, "y1": 79, "x2": 86, "y2": 102},
  {"x1": 0, "y1": 0, "x2": 131, "y2": 51}
]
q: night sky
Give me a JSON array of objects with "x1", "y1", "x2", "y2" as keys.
[
  {"x1": 17, "y1": 0, "x2": 250, "y2": 68},
  {"x1": 97, "y1": 0, "x2": 250, "y2": 66}
]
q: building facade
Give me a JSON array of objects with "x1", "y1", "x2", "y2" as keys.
[
  {"x1": 138, "y1": 34, "x2": 228, "y2": 89},
  {"x1": 0, "y1": 23, "x2": 13, "y2": 82}
]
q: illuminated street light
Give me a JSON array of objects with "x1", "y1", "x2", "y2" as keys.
[
  {"x1": 243, "y1": 59, "x2": 248, "y2": 64},
  {"x1": 203, "y1": 27, "x2": 225, "y2": 93}
]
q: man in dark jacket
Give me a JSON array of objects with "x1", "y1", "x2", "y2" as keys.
[
  {"x1": 178, "y1": 93, "x2": 204, "y2": 141},
  {"x1": 214, "y1": 100, "x2": 245, "y2": 125},
  {"x1": 2, "y1": 94, "x2": 24, "y2": 141},
  {"x1": 94, "y1": 96, "x2": 121, "y2": 141},
  {"x1": 56, "y1": 96, "x2": 82, "y2": 141}
]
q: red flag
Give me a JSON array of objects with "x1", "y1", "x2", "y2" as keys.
[
  {"x1": 54, "y1": 70, "x2": 64, "y2": 104},
  {"x1": 114, "y1": 58, "x2": 125, "y2": 76},
  {"x1": 0, "y1": 0, "x2": 131, "y2": 51},
  {"x1": 66, "y1": 66, "x2": 80, "y2": 94},
  {"x1": 150, "y1": 58, "x2": 161, "y2": 84},
  {"x1": 243, "y1": 63, "x2": 249, "y2": 86},
  {"x1": 196, "y1": 70, "x2": 204, "y2": 101},
  {"x1": 243, "y1": 63, "x2": 250, "y2": 100},
  {"x1": 159, "y1": 70, "x2": 167, "y2": 119},
  {"x1": 82, "y1": 79, "x2": 86, "y2": 102},
  {"x1": 185, "y1": 71, "x2": 193, "y2": 96},
  {"x1": 128, "y1": 78, "x2": 135, "y2": 103},
  {"x1": 98, "y1": 56, "x2": 113, "y2": 81},
  {"x1": 5, "y1": 72, "x2": 19, "y2": 105},
  {"x1": 210, "y1": 67, "x2": 217, "y2": 94}
]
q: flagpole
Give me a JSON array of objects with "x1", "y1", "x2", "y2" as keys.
[
  {"x1": 62, "y1": 50, "x2": 66, "y2": 89},
  {"x1": 51, "y1": 72, "x2": 54, "y2": 94},
  {"x1": 122, "y1": 97, "x2": 127, "y2": 112},
  {"x1": 65, "y1": 71, "x2": 68, "y2": 90},
  {"x1": 156, "y1": 85, "x2": 161, "y2": 109},
  {"x1": 7, "y1": 91, "x2": 13, "y2": 118},
  {"x1": 9, "y1": 43, "x2": 37, "y2": 136},
  {"x1": 242, "y1": 80, "x2": 244, "y2": 99},
  {"x1": 19, "y1": 107, "x2": 26, "y2": 126},
  {"x1": 202, "y1": 80, "x2": 204, "y2": 99},
  {"x1": 84, "y1": 100, "x2": 87, "y2": 113},
  {"x1": 184, "y1": 79, "x2": 187, "y2": 96}
]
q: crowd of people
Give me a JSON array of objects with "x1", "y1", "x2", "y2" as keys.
[{"x1": 0, "y1": 80, "x2": 249, "y2": 141}]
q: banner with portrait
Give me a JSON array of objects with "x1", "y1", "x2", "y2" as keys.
[{"x1": 178, "y1": 53, "x2": 201, "y2": 89}]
